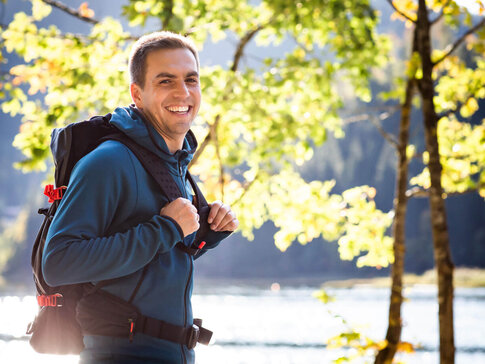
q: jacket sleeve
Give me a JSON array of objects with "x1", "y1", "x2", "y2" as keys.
[{"x1": 42, "y1": 143, "x2": 184, "y2": 286}]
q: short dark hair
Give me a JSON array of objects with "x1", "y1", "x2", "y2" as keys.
[{"x1": 129, "y1": 31, "x2": 199, "y2": 88}]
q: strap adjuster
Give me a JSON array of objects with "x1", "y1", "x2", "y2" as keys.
[
  {"x1": 44, "y1": 185, "x2": 67, "y2": 203},
  {"x1": 187, "y1": 324, "x2": 200, "y2": 349},
  {"x1": 37, "y1": 293, "x2": 64, "y2": 307}
]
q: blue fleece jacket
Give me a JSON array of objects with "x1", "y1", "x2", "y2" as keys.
[{"x1": 42, "y1": 106, "x2": 230, "y2": 364}]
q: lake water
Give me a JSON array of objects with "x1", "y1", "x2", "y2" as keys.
[{"x1": 0, "y1": 282, "x2": 484, "y2": 363}]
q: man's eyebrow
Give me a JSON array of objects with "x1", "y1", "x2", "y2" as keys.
[
  {"x1": 154, "y1": 71, "x2": 199, "y2": 79},
  {"x1": 154, "y1": 72, "x2": 176, "y2": 79},
  {"x1": 186, "y1": 71, "x2": 199, "y2": 78}
]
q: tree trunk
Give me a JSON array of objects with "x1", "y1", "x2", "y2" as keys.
[
  {"x1": 374, "y1": 79, "x2": 415, "y2": 364},
  {"x1": 416, "y1": 1, "x2": 455, "y2": 363}
]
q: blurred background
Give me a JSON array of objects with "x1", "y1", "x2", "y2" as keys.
[{"x1": 0, "y1": 0, "x2": 484, "y2": 363}]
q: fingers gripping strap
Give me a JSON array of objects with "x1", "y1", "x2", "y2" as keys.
[{"x1": 105, "y1": 133, "x2": 210, "y2": 253}]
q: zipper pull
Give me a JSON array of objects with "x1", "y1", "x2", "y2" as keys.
[{"x1": 128, "y1": 318, "x2": 135, "y2": 342}]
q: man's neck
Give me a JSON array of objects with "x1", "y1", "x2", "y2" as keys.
[
  {"x1": 137, "y1": 108, "x2": 184, "y2": 153},
  {"x1": 164, "y1": 138, "x2": 183, "y2": 154},
  {"x1": 152, "y1": 123, "x2": 183, "y2": 153}
]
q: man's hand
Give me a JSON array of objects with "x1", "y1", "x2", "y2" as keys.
[
  {"x1": 160, "y1": 198, "x2": 199, "y2": 237},
  {"x1": 208, "y1": 201, "x2": 239, "y2": 232}
]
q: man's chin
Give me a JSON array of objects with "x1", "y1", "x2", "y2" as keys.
[{"x1": 173, "y1": 122, "x2": 193, "y2": 134}]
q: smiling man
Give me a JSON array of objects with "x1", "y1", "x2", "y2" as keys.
[{"x1": 42, "y1": 32, "x2": 238, "y2": 364}]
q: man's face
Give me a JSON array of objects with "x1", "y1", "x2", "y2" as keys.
[{"x1": 131, "y1": 48, "x2": 201, "y2": 144}]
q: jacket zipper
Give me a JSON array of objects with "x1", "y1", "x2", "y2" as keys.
[
  {"x1": 179, "y1": 163, "x2": 186, "y2": 198},
  {"x1": 179, "y1": 158, "x2": 191, "y2": 364},
  {"x1": 181, "y1": 256, "x2": 193, "y2": 363}
]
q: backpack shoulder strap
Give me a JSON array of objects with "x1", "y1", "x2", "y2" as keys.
[
  {"x1": 106, "y1": 133, "x2": 182, "y2": 202},
  {"x1": 105, "y1": 132, "x2": 209, "y2": 256},
  {"x1": 186, "y1": 172, "x2": 211, "y2": 248}
]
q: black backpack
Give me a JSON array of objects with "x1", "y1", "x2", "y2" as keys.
[{"x1": 26, "y1": 113, "x2": 213, "y2": 354}]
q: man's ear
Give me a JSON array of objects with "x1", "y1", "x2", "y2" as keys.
[{"x1": 130, "y1": 83, "x2": 143, "y2": 108}]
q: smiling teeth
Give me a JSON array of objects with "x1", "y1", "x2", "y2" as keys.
[{"x1": 167, "y1": 106, "x2": 189, "y2": 112}]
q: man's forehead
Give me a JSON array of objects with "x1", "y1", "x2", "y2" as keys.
[{"x1": 146, "y1": 48, "x2": 198, "y2": 73}]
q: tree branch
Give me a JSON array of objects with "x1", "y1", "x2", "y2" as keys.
[
  {"x1": 437, "y1": 94, "x2": 475, "y2": 120},
  {"x1": 213, "y1": 118, "x2": 225, "y2": 200},
  {"x1": 162, "y1": 0, "x2": 174, "y2": 30},
  {"x1": 369, "y1": 113, "x2": 399, "y2": 149},
  {"x1": 430, "y1": 0, "x2": 452, "y2": 25},
  {"x1": 192, "y1": 21, "x2": 271, "y2": 165},
  {"x1": 406, "y1": 186, "x2": 480, "y2": 198},
  {"x1": 341, "y1": 106, "x2": 400, "y2": 148},
  {"x1": 433, "y1": 17, "x2": 485, "y2": 67},
  {"x1": 342, "y1": 105, "x2": 399, "y2": 123},
  {"x1": 386, "y1": 0, "x2": 416, "y2": 23},
  {"x1": 190, "y1": 124, "x2": 213, "y2": 166},
  {"x1": 41, "y1": 0, "x2": 99, "y2": 25},
  {"x1": 406, "y1": 186, "x2": 428, "y2": 198},
  {"x1": 231, "y1": 23, "x2": 267, "y2": 72},
  {"x1": 231, "y1": 172, "x2": 260, "y2": 207}
]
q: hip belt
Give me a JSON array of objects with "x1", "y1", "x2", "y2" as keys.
[{"x1": 76, "y1": 287, "x2": 212, "y2": 349}]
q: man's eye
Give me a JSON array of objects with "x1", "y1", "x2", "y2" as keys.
[
  {"x1": 186, "y1": 78, "x2": 198, "y2": 83},
  {"x1": 159, "y1": 79, "x2": 170, "y2": 84}
]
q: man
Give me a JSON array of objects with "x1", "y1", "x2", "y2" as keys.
[{"x1": 42, "y1": 31, "x2": 238, "y2": 364}]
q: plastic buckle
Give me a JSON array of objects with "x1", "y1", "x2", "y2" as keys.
[
  {"x1": 44, "y1": 185, "x2": 67, "y2": 203},
  {"x1": 37, "y1": 293, "x2": 64, "y2": 307},
  {"x1": 187, "y1": 324, "x2": 200, "y2": 349}
]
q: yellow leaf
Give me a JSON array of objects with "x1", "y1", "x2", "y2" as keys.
[
  {"x1": 79, "y1": 2, "x2": 95, "y2": 18},
  {"x1": 406, "y1": 144, "x2": 416, "y2": 160},
  {"x1": 397, "y1": 341, "x2": 415, "y2": 353},
  {"x1": 32, "y1": 0, "x2": 52, "y2": 21},
  {"x1": 12, "y1": 76, "x2": 23, "y2": 86},
  {"x1": 376, "y1": 339, "x2": 388, "y2": 350}
]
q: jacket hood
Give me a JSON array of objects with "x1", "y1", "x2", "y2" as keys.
[{"x1": 109, "y1": 105, "x2": 197, "y2": 175}]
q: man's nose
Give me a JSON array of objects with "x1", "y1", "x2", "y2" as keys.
[{"x1": 173, "y1": 81, "x2": 189, "y2": 98}]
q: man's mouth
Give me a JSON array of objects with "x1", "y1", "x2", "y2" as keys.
[{"x1": 166, "y1": 105, "x2": 191, "y2": 114}]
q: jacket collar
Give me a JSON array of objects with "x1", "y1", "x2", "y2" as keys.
[{"x1": 109, "y1": 105, "x2": 197, "y2": 176}]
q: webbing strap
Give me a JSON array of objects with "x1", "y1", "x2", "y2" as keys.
[
  {"x1": 105, "y1": 134, "x2": 182, "y2": 202},
  {"x1": 134, "y1": 314, "x2": 212, "y2": 349}
]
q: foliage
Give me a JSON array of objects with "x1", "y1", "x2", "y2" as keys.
[
  {"x1": 314, "y1": 287, "x2": 414, "y2": 363},
  {"x1": 1, "y1": 0, "x2": 393, "y2": 267},
  {"x1": 0, "y1": 209, "x2": 28, "y2": 280},
  {"x1": 410, "y1": 117, "x2": 485, "y2": 197},
  {"x1": 409, "y1": 35, "x2": 485, "y2": 197},
  {"x1": 379, "y1": 1, "x2": 485, "y2": 200}
]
